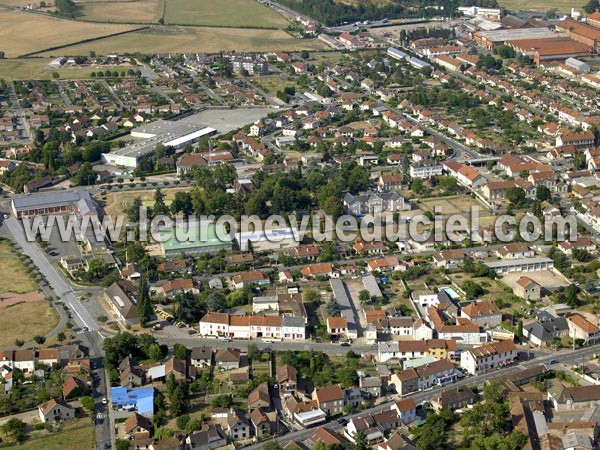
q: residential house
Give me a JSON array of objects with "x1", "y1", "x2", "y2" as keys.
[
  {"x1": 432, "y1": 250, "x2": 466, "y2": 269},
  {"x1": 186, "y1": 424, "x2": 227, "y2": 450},
  {"x1": 248, "y1": 382, "x2": 271, "y2": 411},
  {"x1": 460, "y1": 300, "x2": 502, "y2": 328},
  {"x1": 226, "y1": 409, "x2": 251, "y2": 441},
  {"x1": 190, "y1": 347, "x2": 212, "y2": 369},
  {"x1": 496, "y1": 243, "x2": 534, "y2": 259},
  {"x1": 313, "y1": 385, "x2": 345, "y2": 416},
  {"x1": 327, "y1": 317, "x2": 348, "y2": 337},
  {"x1": 567, "y1": 313, "x2": 600, "y2": 345},
  {"x1": 390, "y1": 398, "x2": 417, "y2": 424},
  {"x1": 431, "y1": 386, "x2": 478, "y2": 411},
  {"x1": 359, "y1": 376, "x2": 383, "y2": 398},
  {"x1": 277, "y1": 364, "x2": 297, "y2": 398},
  {"x1": 124, "y1": 412, "x2": 153, "y2": 439},
  {"x1": 105, "y1": 280, "x2": 138, "y2": 325},
  {"x1": 514, "y1": 276, "x2": 542, "y2": 301},
  {"x1": 523, "y1": 314, "x2": 569, "y2": 347},
  {"x1": 214, "y1": 348, "x2": 241, "y2": 370},
  {"x1": 38, "y1": 398, "x2": 75, "y2": 423},
  {"x1": 343, "y1": 191, "x2": 406, "y2": 215}
]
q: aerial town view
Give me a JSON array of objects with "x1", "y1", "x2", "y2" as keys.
[{"x1": 3, "y1": 0, "x2": 600, "y2": 449}]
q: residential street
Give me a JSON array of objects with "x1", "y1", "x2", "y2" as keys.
[{"x1": 244, "y1": 344, "x2": 600, "y2": 450}]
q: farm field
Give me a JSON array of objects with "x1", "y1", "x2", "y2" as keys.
[
  {"x1": 0, "y1": 301, "x2": 58, "y2": 347},
  {"x1": 497, "y1": 0, "x2": 585, "y2": 13},
  {"x1": 0, "y1": 59, "x2": 137, "y2": 80},
  {"x1": 39, "y1": 26, "x2": 326, "y2": 56},
  {"x1": 78, "y1": 0, "x2": 163, "y2": 22},
  {"x1": 0, "y1": 8, "x2": 139, "y2": 57},
  {"x1": 164, "y1": 0, "x2": 288, "y2": 28}
]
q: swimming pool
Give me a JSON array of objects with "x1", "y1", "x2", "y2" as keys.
[{"x1": 443, "y1": 287, "x2": 460, "y2": 299}]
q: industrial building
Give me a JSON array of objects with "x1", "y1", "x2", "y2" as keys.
[
  {"x1": 565, "y1": 57, "x2": 590, "y2": 72},
  {"x1": 484, "y1": 257, "x2": 554, "y2": 274},
  {"x1": 387, "y1": 47, "x2": 409, "y2": 61},
  {"x1": 473, "y1": 28, "x2": 564, "y2": 49},
  {"x1": 12, "y1": 190, "x2": 97, "y2": 219},
  {"x1": 556, "y1": 19, "x2": 600, "y2": 51},
  {"x1": 235, "y1": 228, "x2": 299, "y2": 252},
  {"x1": 102, "y1": 116, "x2": 216, "y2": 168},
  {"x1": 506, "y1": 37, "x2": 593, "y2": 65},
  {"x1": 159, "y1": 222, "x2": 232, "y2": 257}
]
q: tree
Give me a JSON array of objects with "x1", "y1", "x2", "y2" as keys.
[
  {"x1": 1, "y1": 418, "x2": 25, "y2": 442},
  {"x1": 536, "y1": 185, "x2": 551, "y2": 202},
  {"x1": 461, "y1": 280, "x2": 484, "y2": 299},
  {"x1": 506, "y1": 187, "x2": 525, "y2": 205},
  {"x1": 0, "y1": 51, "x2": 5, "y2": 59},
  {"x1": 496, "y1": 45, "x2": 516, "y2": 59},
  {"x1": 57, "y1": 331, "x2": 66, "y2": 342},
  {"x1": 116, "y1": 440, "x2": 130, "y2": 450},
  {"x1": 80, "y1": 396, "x2": 95, "y2": 410},
  {"x1": 173, "y1": 343, "x2": 188, "y2": 360},
  {"x1": 126, "y1": 197, "x2": 143, "y2": 223},
  {"x1": 152, "y1": 188, "x2": 169, "y2": 218},
  {"x1": 304, "y1": 288, "x2": 320, "y2": 305},
  {"x1": 584, "y1": 0, "x2": 600, "y2": 13},
  {"x1": 247, "y1": 343, "x2": 259, "y2": 361},
  {"x1": 211, "y1": 394, "x2": 232, "y2": 408},
  {"x1": 358, "y1": 289, "x2": 371, "y2": 303},
  {"x1": 137, "y1": 277, "x2": 153, "y2": 327},
  {"x1": 72, "y1": 162, "x2": 96, "y2": 186},
  {"x1": 33, "y1": 335, "x2": 46, "y2": 344},
  {"x1": 349, "y1": 430, "x2": 368, "y2": 450}
]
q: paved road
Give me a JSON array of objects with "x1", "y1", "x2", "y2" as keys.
[
  {"x1": 243, "y1": 344, "x2": 600, "y2": 449},
  {"x1": 4, "y1": 217, "x2": 99, "y2": 331}
]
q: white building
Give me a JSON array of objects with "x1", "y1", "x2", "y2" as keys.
[
  {"x1": 409, "y1": 162, "x2": 443, "y2": 179},
  {"x1": 460, "y1": 340, "x2": 517, "y2": 375}
]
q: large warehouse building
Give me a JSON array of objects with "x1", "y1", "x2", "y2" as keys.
[
  {"x1": 506, "y1": 37, "x2": 593, "y2": 65},
  {"x1": 102, "y1": 116, "x2": 216, "y2": 169},
  {"x1": 473, "y1": 28, "x2": 564, "y2": 49},
  {"x1": 556, "y1": 18, "x2": 600, "y2": 51}
]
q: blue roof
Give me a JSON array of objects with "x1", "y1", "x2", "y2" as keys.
[{"x1": 110, "y1": 386, "x2": 154, "y2": 414}]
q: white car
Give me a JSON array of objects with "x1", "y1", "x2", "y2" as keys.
[{"x1": 102, "y1": 398, "x2": 108, "y2": 404}]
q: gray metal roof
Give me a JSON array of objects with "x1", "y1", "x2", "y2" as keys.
[{"x1": 12, "y1": 190, "x2": 93, "y2": 211}]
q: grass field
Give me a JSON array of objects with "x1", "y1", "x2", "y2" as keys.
[
  {"x1": 0, "y1": 8, "x2": 138, "y2": 57},
  {"x1": 498, "y1": 0, "x2": 586, "y2": 12},
  {"x1": 39, "y1": 26, "x2": 326, "y2": 56},
  {"x1": 0, "y1": 301, "x2": 58, "y2": 347},
  {"x1": 0, "y1": 255, "x2": 38, "y2": 293},
  {"x1": 103, "y1": 186, "x2": 191, "y2": 217},
  {"x1": 0, "y1": 58, "x2": 137, "y2": 80},
  {"x1": 164, "y1": 0, "x2": 288, "y2": 28},
  {"x1": 23, "y1": 421, "x2": 94, "y2": 450},
  {"x1": 78, "y1": 0, "x2": 163, "y2": 22}
]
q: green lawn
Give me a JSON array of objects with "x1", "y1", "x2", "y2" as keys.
[
  {"x1": 498, "y1": 0, "x2": 586, "y2": 13},
  {"x1": 164, "y1": 0, "x2": 289, "y2": 27}
]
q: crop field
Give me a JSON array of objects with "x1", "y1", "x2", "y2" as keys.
[
  {"x1": 0, "y1": 301, "x2": 58, "y2": 347},
  {"x1": 39, "y1": 26, "x2": 326, "y2": 56},
  {"x1": 498, "y1": 0, "x2": 585, "y2": 13},
  {"x1": 164, "y1": 0, "x2": 289, "y2": 28},
  {"x1": 78, "y1": 0, "x2": 164, "y2": 22},
  {"x1": 0, "y1": 9, "x2": 138, "y2": 57}
]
